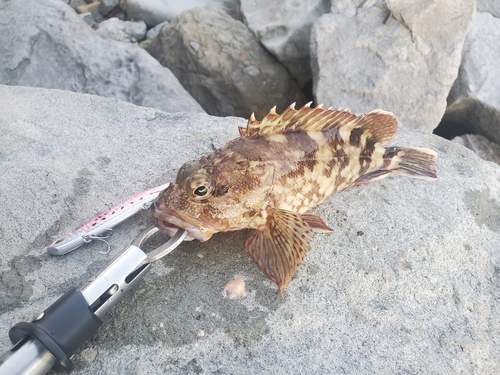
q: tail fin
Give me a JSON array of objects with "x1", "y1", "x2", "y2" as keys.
[{"x1": 390, "y1": 147, "x2": 437, "y2": 181}]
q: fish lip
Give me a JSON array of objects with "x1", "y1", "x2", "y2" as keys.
[{"x1": 152, "y1": 202, "x2": 214, "y2": 242}]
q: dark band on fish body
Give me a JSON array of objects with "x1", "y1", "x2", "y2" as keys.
[
  {"x1": 282, "y1": 129, "x2": 319, "y2": 154},
  {"x1": 303, "y1": 150, "x2": 318, "y2": 172},
  {"x1": 334, "y1": 172, "x2": 347, "y2": 191},
  {"x1": 381, "y1": 146, "x2": 400, "y2": 169},
  {"x1": 232, "y1": 137, "x2": 270, "y2": 161},
  {"x1": 358, "y1": 137, "x2": 377, "y2": 176},
  {"x1": 233, "y1": 129, "x2": 320, "y2": 163},
  {"x1": 349, "y1": 127, "x2": 364, "y2": 147},
  {"x1": 325, "y1": 126, "x2": 343, "y2": 145}
]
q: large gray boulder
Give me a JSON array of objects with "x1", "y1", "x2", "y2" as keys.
[
  {"x1": 240, "y1": 0, "x2": 331, "y2": 88},
  {"x1": 0, "y1": 0, "x2": 204, "y2": 114},
  {"x1": 441, "y1": 12, "x2": 500, "y2": 145},
  {"x1": 1, "y1": 85, "x2": 499, "y2": 374},
  {"x1": 311, "y1": 0, "x2": 475, "y2": 132},
  {"x1": 147, "y1": 6, "x2": 306, "y2": 118}
]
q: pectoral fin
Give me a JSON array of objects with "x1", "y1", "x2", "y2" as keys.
[{"x1": 245, "y1": 208, "x2": 314, "y2": 292}]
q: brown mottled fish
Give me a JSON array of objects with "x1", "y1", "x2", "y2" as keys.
[{"x1": 153, "y1": 103, "x2": 437, "y2": 291}]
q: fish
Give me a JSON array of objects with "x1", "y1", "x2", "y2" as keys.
[{"x1": 153, "y1": 103, "x2": 437, "y2": 292}]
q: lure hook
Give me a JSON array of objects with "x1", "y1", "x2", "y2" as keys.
[{"x1": 82, "y1": 229, "x2": 113, "y2": 254}]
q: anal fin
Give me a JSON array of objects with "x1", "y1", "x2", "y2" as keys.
[
  {"x1": 301, "y1": 213, "x2": 333, "y2": 233},
  {"x1": 245, "y1": 208, "x2": 314, "y2": 293},
  {"x1": 352, "y1": 170, "x2": 391, "y2": 186}
]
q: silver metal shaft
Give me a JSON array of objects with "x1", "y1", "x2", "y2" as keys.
[{"x1": 0, "y1": 339, "x2": 55, "y2": 375}]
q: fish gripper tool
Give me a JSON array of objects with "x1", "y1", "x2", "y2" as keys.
[{"x1": 0, "y1": 227, "x2": 187, "y2": 375}]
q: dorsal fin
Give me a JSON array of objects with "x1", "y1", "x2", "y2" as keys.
[
  {"x1": 240, "y1": 103, "x2": 397, "y2": 145},
  {"x1": 349, "y1": 109, "x2": 398, "y2": 145}
]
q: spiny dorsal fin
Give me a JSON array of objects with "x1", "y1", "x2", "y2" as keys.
[{"x1": 241, "y1": 103, "x2": 398, "y2": 145}]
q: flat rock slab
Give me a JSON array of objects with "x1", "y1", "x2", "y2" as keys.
[{"x1": 1, "y1": 85, "x2": 499, "y2": 374}]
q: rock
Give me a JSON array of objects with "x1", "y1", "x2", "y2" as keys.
[
  {"x1": 111, "y1": 9, "x2": 127, "y2": 21},
  {"x1": 98, "y1": 0, "x2": 120, "y2": 17},
  {"x1": 240, "y1": 0, "x2": 330, "y2": 88},
  {"x1": 0, "y1": 0, "x2": 204, "y2": 114},
  {"x1": 122, "y1": 0, "x2": 230, "y2": 27},
  {"x1": 96, "y1": 18, "x2": 147, "y2": 43},
  {"x1": 440, "y1": 13, "x2": 500, "y2": 145},
  {"x1": 90, "y1": 8, "x2": 105, "y2": 23},
  {"x1": 69, "y1": 0, "x2": 87, "y2": 12},
  {"x1": 147, "y1": 6, "x2": 306, "y2": 118},
  {"x1": 121, "y1": 0, "x2": 171, "y2": 26},
  {"x1": 477, "y1": 0, "x2": 500, "y2": 18},
  {"x1": 452, "y1": 134, "x2": 500, "y2": 165},
  {"x1": 311, "y1": 0, "x2": 475, "y2": 132},
  {"x1": 76, "y1": 1, "x2": 100, "y2": 14},
  {"x1": 146, "y1": 20, "x2": 169, "y2": 40},
  {"x1": 78, "y1": 12, "x2": 95, "y2": 25},
  {"x1": 139, "y1": 39, "x2": 152, "y2": 49},
  {"x1": 1, "y1": 84, "x2": 499, "y2": 374}
]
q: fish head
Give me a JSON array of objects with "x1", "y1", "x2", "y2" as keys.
[{"x1": 153, "y1": 154, "x2": 274, "y2": 242}]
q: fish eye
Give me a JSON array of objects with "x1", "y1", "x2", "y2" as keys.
[
  {"x1": 187, "y1": 175, "x2": 213, "y2": 200},
  {"x1": 193, "y1": 185, "x2": 210, "y2": 197}
]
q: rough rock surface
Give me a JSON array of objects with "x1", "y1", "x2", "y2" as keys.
[
  {"x1": 147, "y1": 6, "x2": 306, "y2": 118},
  {"x1": 452, "y1": 134, "x2": 500, "y2": 165},
  {"x1": 311, "y1": 0, "x2": 475, "y2": 132},
  {"x1": 1, "y1": 85, "x2": 499, "y2": 374},
  {"x1": 69, "y1": 0, "x2": 86, "y2": 12},
  {"x1": 477, "y1": 0, "x2": 500, "y2": 17},
  {"x1": 0, "y1": 0, "x2": 204, "y2": 114},
  {"x1": 441, "y1": 12, "x2": 500, "y2": 145},
  {"x1": 98, "y1": 0, "x2": 120, "y2": 17},
  {"x1": 240, "y1": 0, "x2": 330, "y2": 88},
  {"x1": 96, "y1": 18, "x2": 147, "y2": 43},
  {"x1": 122, "y1": 0, "x2": 236, "y2": 27},
  {"x1": 78, "y1": 12, "x2": 95, "y2": 25},
  {"x1": 146, "y1": 20, "x2": 170, "y2": 40}
]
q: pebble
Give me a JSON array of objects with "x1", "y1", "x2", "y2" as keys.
[{"x1": 77, "y1": 2, "x2": 100, "y2": 14}]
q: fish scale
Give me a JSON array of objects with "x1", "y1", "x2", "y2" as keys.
[
  {"x1": 153, "y1": 102, "x2": 437, "y2": 292},
  {"x1": 265, "y1": 129, "x2": 370, "y2": 213}
]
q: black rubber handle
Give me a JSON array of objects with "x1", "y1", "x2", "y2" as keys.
[{"x1": 9, "y1": 288, "x2": 102, "y2": 373}]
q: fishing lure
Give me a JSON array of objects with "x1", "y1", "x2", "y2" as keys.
[{"x1": 47, "y1": 183, "x2": 171, "y2": 255}]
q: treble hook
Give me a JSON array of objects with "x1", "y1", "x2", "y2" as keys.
[{"x1": 82, "y1": 229, "x2": 113, "y2": 254}]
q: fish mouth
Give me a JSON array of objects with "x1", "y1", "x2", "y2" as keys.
[{"x1": 152, "y1": 203, "x2": 215, "y2": 242}]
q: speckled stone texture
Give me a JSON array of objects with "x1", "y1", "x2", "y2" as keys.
[{"x1": 1, "y1": 85, "x2": 499, "y2": 374}]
